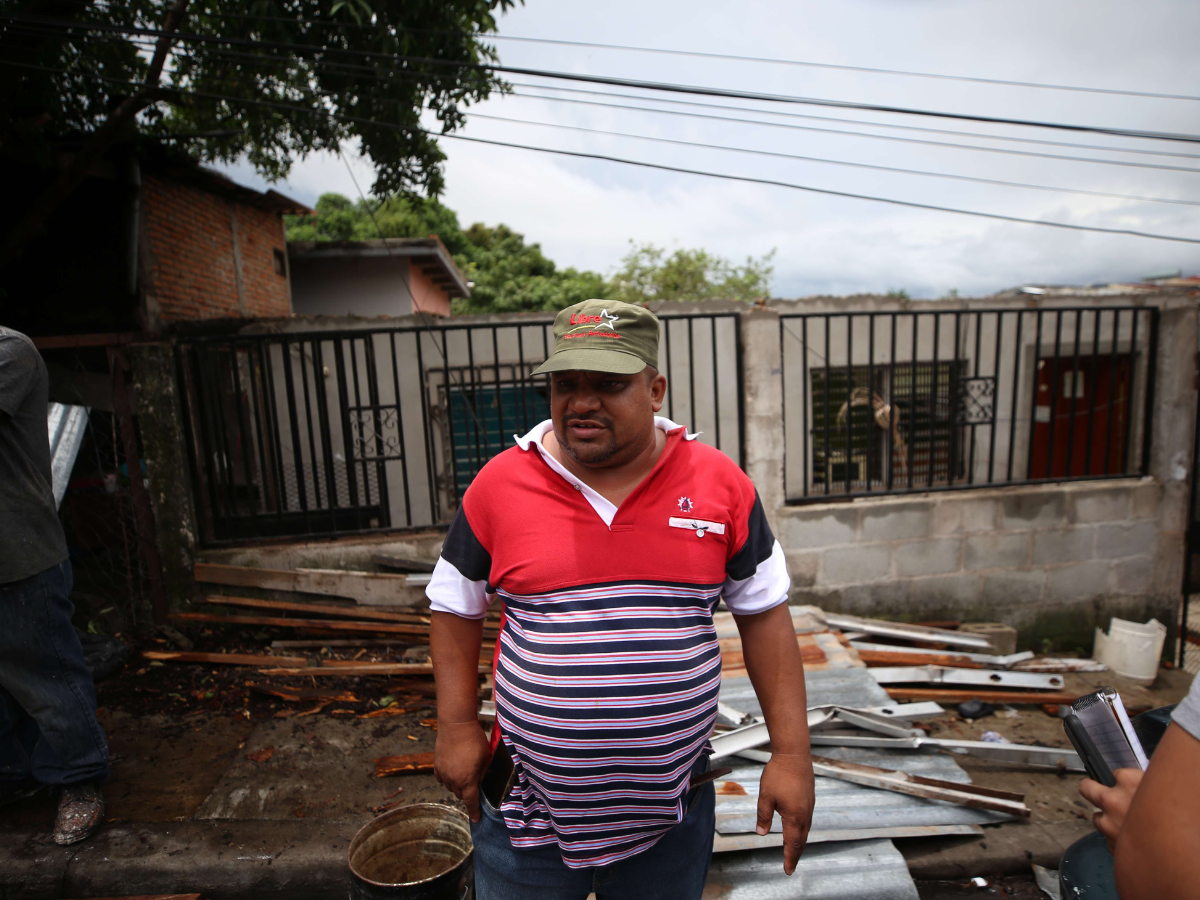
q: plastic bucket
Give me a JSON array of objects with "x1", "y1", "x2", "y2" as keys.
[
  {"x1": 1093, "y1": 617, "x2": 1167, "y2": 685},
  {"x1": 348, "y1": 803, "x2": 474, "y2": 900}
]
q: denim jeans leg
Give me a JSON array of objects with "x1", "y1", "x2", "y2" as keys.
[
  {"x1": 0, "y1": 562, "x2": 109, "y2": 786},
  {"x1": 595, "y1": 757, "x2": 716, "y2": 900},
  {"x1": 470, "y1": 792, "x2": 593, "y2": 900},
  {"x1": 0, "y1": 683, "x2": 38, "y2": 785}
]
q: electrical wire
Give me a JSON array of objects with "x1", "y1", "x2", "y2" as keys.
[
  {"x1": 464, "y1": 111, "x2": 1200, "y2": 207},
  {"x1": 75, "y1": 0, "x2": 1200, "y2": 104},
  {"x1": 8, "y1": 12, "x2": 1200, "y2": 144}
]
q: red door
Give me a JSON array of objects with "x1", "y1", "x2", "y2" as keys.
[{"x1": 1030, "y1": 354, "x2": 1131, "y2": 478}]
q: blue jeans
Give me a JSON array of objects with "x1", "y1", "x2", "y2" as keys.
[
  {"x1": 0, "y1": 561, "x2": 109, "y2": 786},
  {"x1": 471, "y1": 758, "x2": 715, "y2": 900}
]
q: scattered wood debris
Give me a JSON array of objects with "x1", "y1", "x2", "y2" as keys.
[
  {"x1": 246, "y1": 746, "x2": 275, "y2": 763},
  {"x1": 143, "y1": 650, "x2": 307, "y2": 668},
  {"x1": 374, "y1": 752, "x2": 435, "y2": 777}
]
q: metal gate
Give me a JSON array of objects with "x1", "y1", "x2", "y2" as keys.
[{"x1": 177, "y1": 313, "x2": 745, "y2": 546}]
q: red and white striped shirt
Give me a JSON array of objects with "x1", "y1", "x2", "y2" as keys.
[{"x1": 428, "y1": 417, "x2": 789, "y2": 867}]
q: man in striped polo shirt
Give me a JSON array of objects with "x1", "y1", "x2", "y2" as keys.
[{"x1": 429, "y1": 299, "x2": 814, "y2": 899}]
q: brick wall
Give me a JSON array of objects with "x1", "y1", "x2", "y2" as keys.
[{"x1": 141, "y1": 173, "x2": 292, "y2": 324}]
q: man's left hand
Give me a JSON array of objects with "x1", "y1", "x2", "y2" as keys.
[{"x1": 755, "y1": 752, "x2": 816, "y2": 875}]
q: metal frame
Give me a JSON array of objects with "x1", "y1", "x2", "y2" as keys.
[
  {"x1": 177, "y1": 313, "x2": 745, "y2": 546},
  {"x1": 781, "y1": 306, "x2": 1159, "y2": 503}
]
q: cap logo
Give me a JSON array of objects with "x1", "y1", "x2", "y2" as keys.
[{"x1": 568, "y1": 309, "x2": 620, "y2": 332}]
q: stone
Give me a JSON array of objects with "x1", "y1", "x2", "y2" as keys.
[
  {"x1": 785, "y1": 552, "x2": 819, "y2": 589},
  {"x1": 1070, "y1": 486, "x2": 1133, "y2": 524},
  {"x1": 982, "y1": 570, "x2": 1047, "y2": 606},
  {"x1": 964, "y1": 533, "x2": 1029, "y2": 571},
  {"x1": 893, "y1": 539, "x2": 962, "y2": 577},
  {"x1": 820, "y1": 545, "x2": 890, "y2": 585},
  {"x1": 960, "y1": 622, "x2": 1018, "y2": 655},
  {"x1": 1129, "y1": 480, "x2": 1160, "y2": 519},
  {"x1": 909, "y1": 573, "x2": 983, "y2": 609},
  {"x1": 1111, "y1": 555, "x2": 1154, "y2": 594},
  {"x1": 1000, "y1": 492, "x2": 1066, "y2": 530},
  {"x1": 930, "y1": 496, "x2": 998, "y2": 536}
]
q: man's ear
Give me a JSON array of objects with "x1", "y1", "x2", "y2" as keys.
[{"x1": 647, "y1": 367, "x2": 667, "y2": 412}]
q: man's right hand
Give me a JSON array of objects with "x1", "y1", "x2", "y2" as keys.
[{"x1": 434, "y1": 720, "x2": 493, "y2": 822}]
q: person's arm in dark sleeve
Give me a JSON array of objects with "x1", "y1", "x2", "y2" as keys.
[
  {"x1": 0, "y1": 335, "x2": 37, "y2": 417},
  {"x1": 725, "y1": 490, "x2": 815, "y2": 876},
  {"x1": 428, "y1": 504, "x2": 493, "y2": 822}
]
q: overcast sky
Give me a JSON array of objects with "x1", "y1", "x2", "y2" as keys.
[{"x1": 219, "y1": 0, "x2": 1200, "y2": 299}]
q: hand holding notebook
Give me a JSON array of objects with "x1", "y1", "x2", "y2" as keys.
[{"x1": 1063, "y1": 687, "x2": 1149, "y2": 787}]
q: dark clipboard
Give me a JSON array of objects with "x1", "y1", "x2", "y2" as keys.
[{"x1": 1064, "y1": 712, "x2": 1116, "y2": 787}]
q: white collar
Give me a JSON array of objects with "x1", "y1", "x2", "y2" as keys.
[
  {"x1": 512, "y1": 417, "x2": 697, "y2": 528},
  {"x1": 513, "y1": 416, "x2": 699, "y2": 451}
]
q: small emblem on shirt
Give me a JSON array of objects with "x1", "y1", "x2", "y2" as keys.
[
  {"x1": 677, "y1": 496, "x2": 694, "y2": 513},
  {"x1": 669, "y1": 516, "x2": 725, "y2": 536}
]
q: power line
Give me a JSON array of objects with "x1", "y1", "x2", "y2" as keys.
[
  {"x1": 17, "y1": 61, "x2": 1200, "y2": 244},
  {"x1": 465, "y1": 111, "x2": 1200, "y2": 207},
  {"x1": 76, "y1": 1, "x2": 1200, "y2": 104},
  {"x1": 505, "y1": 83, "x2": 1200, "y2": 162},
  {"x1": 8, "y1": 12, "x2": 1200, "y2": 145},
  {"x1": 503, "y1": 89, "x2": 1200, "y2": 176}
]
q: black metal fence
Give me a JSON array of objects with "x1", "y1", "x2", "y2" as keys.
[
  {"x1": 780, "y1": 306, "x2": 1158, "y2": 502},
  {"x1": 177, "y1": 313, "x2": 744, "y2": 545}
]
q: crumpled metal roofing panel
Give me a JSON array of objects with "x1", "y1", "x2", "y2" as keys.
[
  {"x1": 715, "y1": 748, "x2": 1012, "y2": 835},
  {"x1": 720, "y1": 667, "x2": 893, "y2": 718},
  {"x1": 703, "y1": 839, "x2": 919, "y2": 900},
  {"x1": 47, "y1": 402, "x2": 88, "y2": 509}
]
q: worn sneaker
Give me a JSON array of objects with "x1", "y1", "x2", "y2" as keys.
[{"x1": 53, "y1": 782, "x2": 104, "y2": 845}]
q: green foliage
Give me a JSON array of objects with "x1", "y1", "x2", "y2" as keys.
[
  {"x1": 609, "y1": 243, "x2": 774, "y2": 304},
  {"x1": 287, "y1": 194, "x2": 775, "y2": 313},
  {"x1": 0, "y1": 0, "x2": 517, "y2": 195},
  {"x1": 886, "y1": 288, "x2": 912, "y2": 299}
]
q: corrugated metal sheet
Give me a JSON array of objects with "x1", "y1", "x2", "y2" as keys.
[
  {"x1": 714, "y1": 748, "x2": 1013, "y2": 836},
  {"x1": 703, "y1": 839, "x2": 919, "y2": 900},
  {"x1": 46, "y1": 402, "x2": 88, "y2": 509},
  {"x1": 720, "y1": 667, "x2": 893, "y2": 718}
]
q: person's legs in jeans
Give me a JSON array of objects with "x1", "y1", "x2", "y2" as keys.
[
  {"x1": 0, "y1": 561, "x2": 109, "y2": 787},
  {"x1": 470, "y1": 792, "x2": 594, "y2": 900},
  {"x1": 594, "y1": 757, "x2": 716, "y2": 900}
]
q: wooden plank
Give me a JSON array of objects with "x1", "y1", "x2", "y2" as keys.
[
  {"x1": 171, "y1": 612, "x2": 431, "y2": 636},
  {"x1": 193, "y1": 562, "x2": 425, "y2": 607},
  {"x1": 205, "y1": 594, "x2": 431, "y2": 625},
  {"x1": 885, "y1": 687, "x2": 1083, "y2": 704},
  {"x1": 246, "y1": 684, "x2": 357, "y2": 703},
  {"x1": 258, "y1": 663, "x2": 491, "y2": 676},
  {"x1": 856, "y1": 649, "x2": 983, "y2": 668},
  {"x1": 66, "y1": 895, "x2": 204, "y2": 900},
  {"x1": 371, "y1": 551, "x2": 436, "y2": 573},
  {"x1": 143, "y1": 650, "x2": 308, "y2": 668},
  {"x1": 270, "y1": 639, "x2": 415, "y2": 650},
  {"x1": 374, "y1": 752, "x2": 435, "y2": 777}
]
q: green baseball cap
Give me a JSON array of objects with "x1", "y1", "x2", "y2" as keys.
[{"x1": 531, "y1": 299, "x2": 660, "y2": 376}]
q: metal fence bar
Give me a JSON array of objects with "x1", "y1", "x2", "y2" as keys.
[
  {"x1": 179, "y1": 313, "x2": 743, "y2": 546},
  {"x1": 780, "y1": 305, "x2": 1159, "y2": 505}
]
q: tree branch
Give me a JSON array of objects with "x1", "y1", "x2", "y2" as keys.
[{"x1": 0, "y1": 0, "x2": 190, "y2": 270}]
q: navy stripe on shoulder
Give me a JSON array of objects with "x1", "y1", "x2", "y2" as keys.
[
  {"x1": 726, "y1": 491, "x2": 775, "y2": 581},
  {"x1": 441, "y1": 506, "x2": 492, "y2": 583}
]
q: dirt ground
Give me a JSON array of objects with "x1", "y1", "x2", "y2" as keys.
[{"x1": 916, "y1": 873, "x2": 1047, "y2": 899}]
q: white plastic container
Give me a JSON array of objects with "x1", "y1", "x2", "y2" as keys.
[{"x1": 1093, "y1": 617, "x2": 1167, "y2": 685}]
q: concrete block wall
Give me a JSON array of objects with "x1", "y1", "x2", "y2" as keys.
[{"x1": 778, "y1": 479, "x2": 1175, "y2": 649}]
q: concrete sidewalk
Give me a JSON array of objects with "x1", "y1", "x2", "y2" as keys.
[{"x1": 0, "y1": 668, "x2": 1191, "y2": 899}]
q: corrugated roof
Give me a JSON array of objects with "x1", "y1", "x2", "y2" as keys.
[
  {"x1": 720, "y1": 667, "x2": 893, "y2": 718},
  {"x1": 705, "y1": 839, "x2": 919, "y2": 900}
]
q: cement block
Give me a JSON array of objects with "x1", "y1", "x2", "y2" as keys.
[
  {"x1": 964, "y1": 533, "x2": 1029, "y2": 571},
  {"x1": 820, "y1": 545, "x2": 890, "y2": 584},
  {"x1": 1111, "y1": 555, "x2": 1154, "y2": 594},
  {"x1": 1031, "y1": 527, "x2": 1096, "y2": 566},
  {"x1": 930, "y1": 496, "x2": 997, "y2": 536},
  {"x1": 1070, "y1": 486, "x2": 1133, "y2": 524},
  {"x1": 893, "y1": 538, "x2": 962, "y2": 577},
  {"x1": 1095, "y1": 520, "x2": 1158, "y2": 559},
  {"x1": 999, "y1": 491, "x2": 1066, "y2": 530},
  {"x1": 982, "y1": 569, "x2": 1046, "y2": 606},
  {"x1": 960, "y1": 622, "x2": 1018, "y2": 655},
  {"x1": 909, "y1": 573, "x2": 983, "y2": 608},
  {"x1": 785, "y1": 551, "x2": 819, "y2": 589},
  {"x1": 803, "y1": 580, "x2": 911, "y2": 617},
  {"x1": 780, "y1": 506, "x2": 858, "y2": 548},
  {"x1": 1047, "y1": 560, "x2": 1111, "y2": 600},
  {"x1": 1130, "y1": 480, "x2": 1161, "y2": 519},
  {"x1": 860, "y1": 502, "x2": 931, "y2": 542}
]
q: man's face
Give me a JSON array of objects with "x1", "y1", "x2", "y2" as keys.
[{"x1": 549, "y1": 367, "x2": 667, "y2": 467}]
